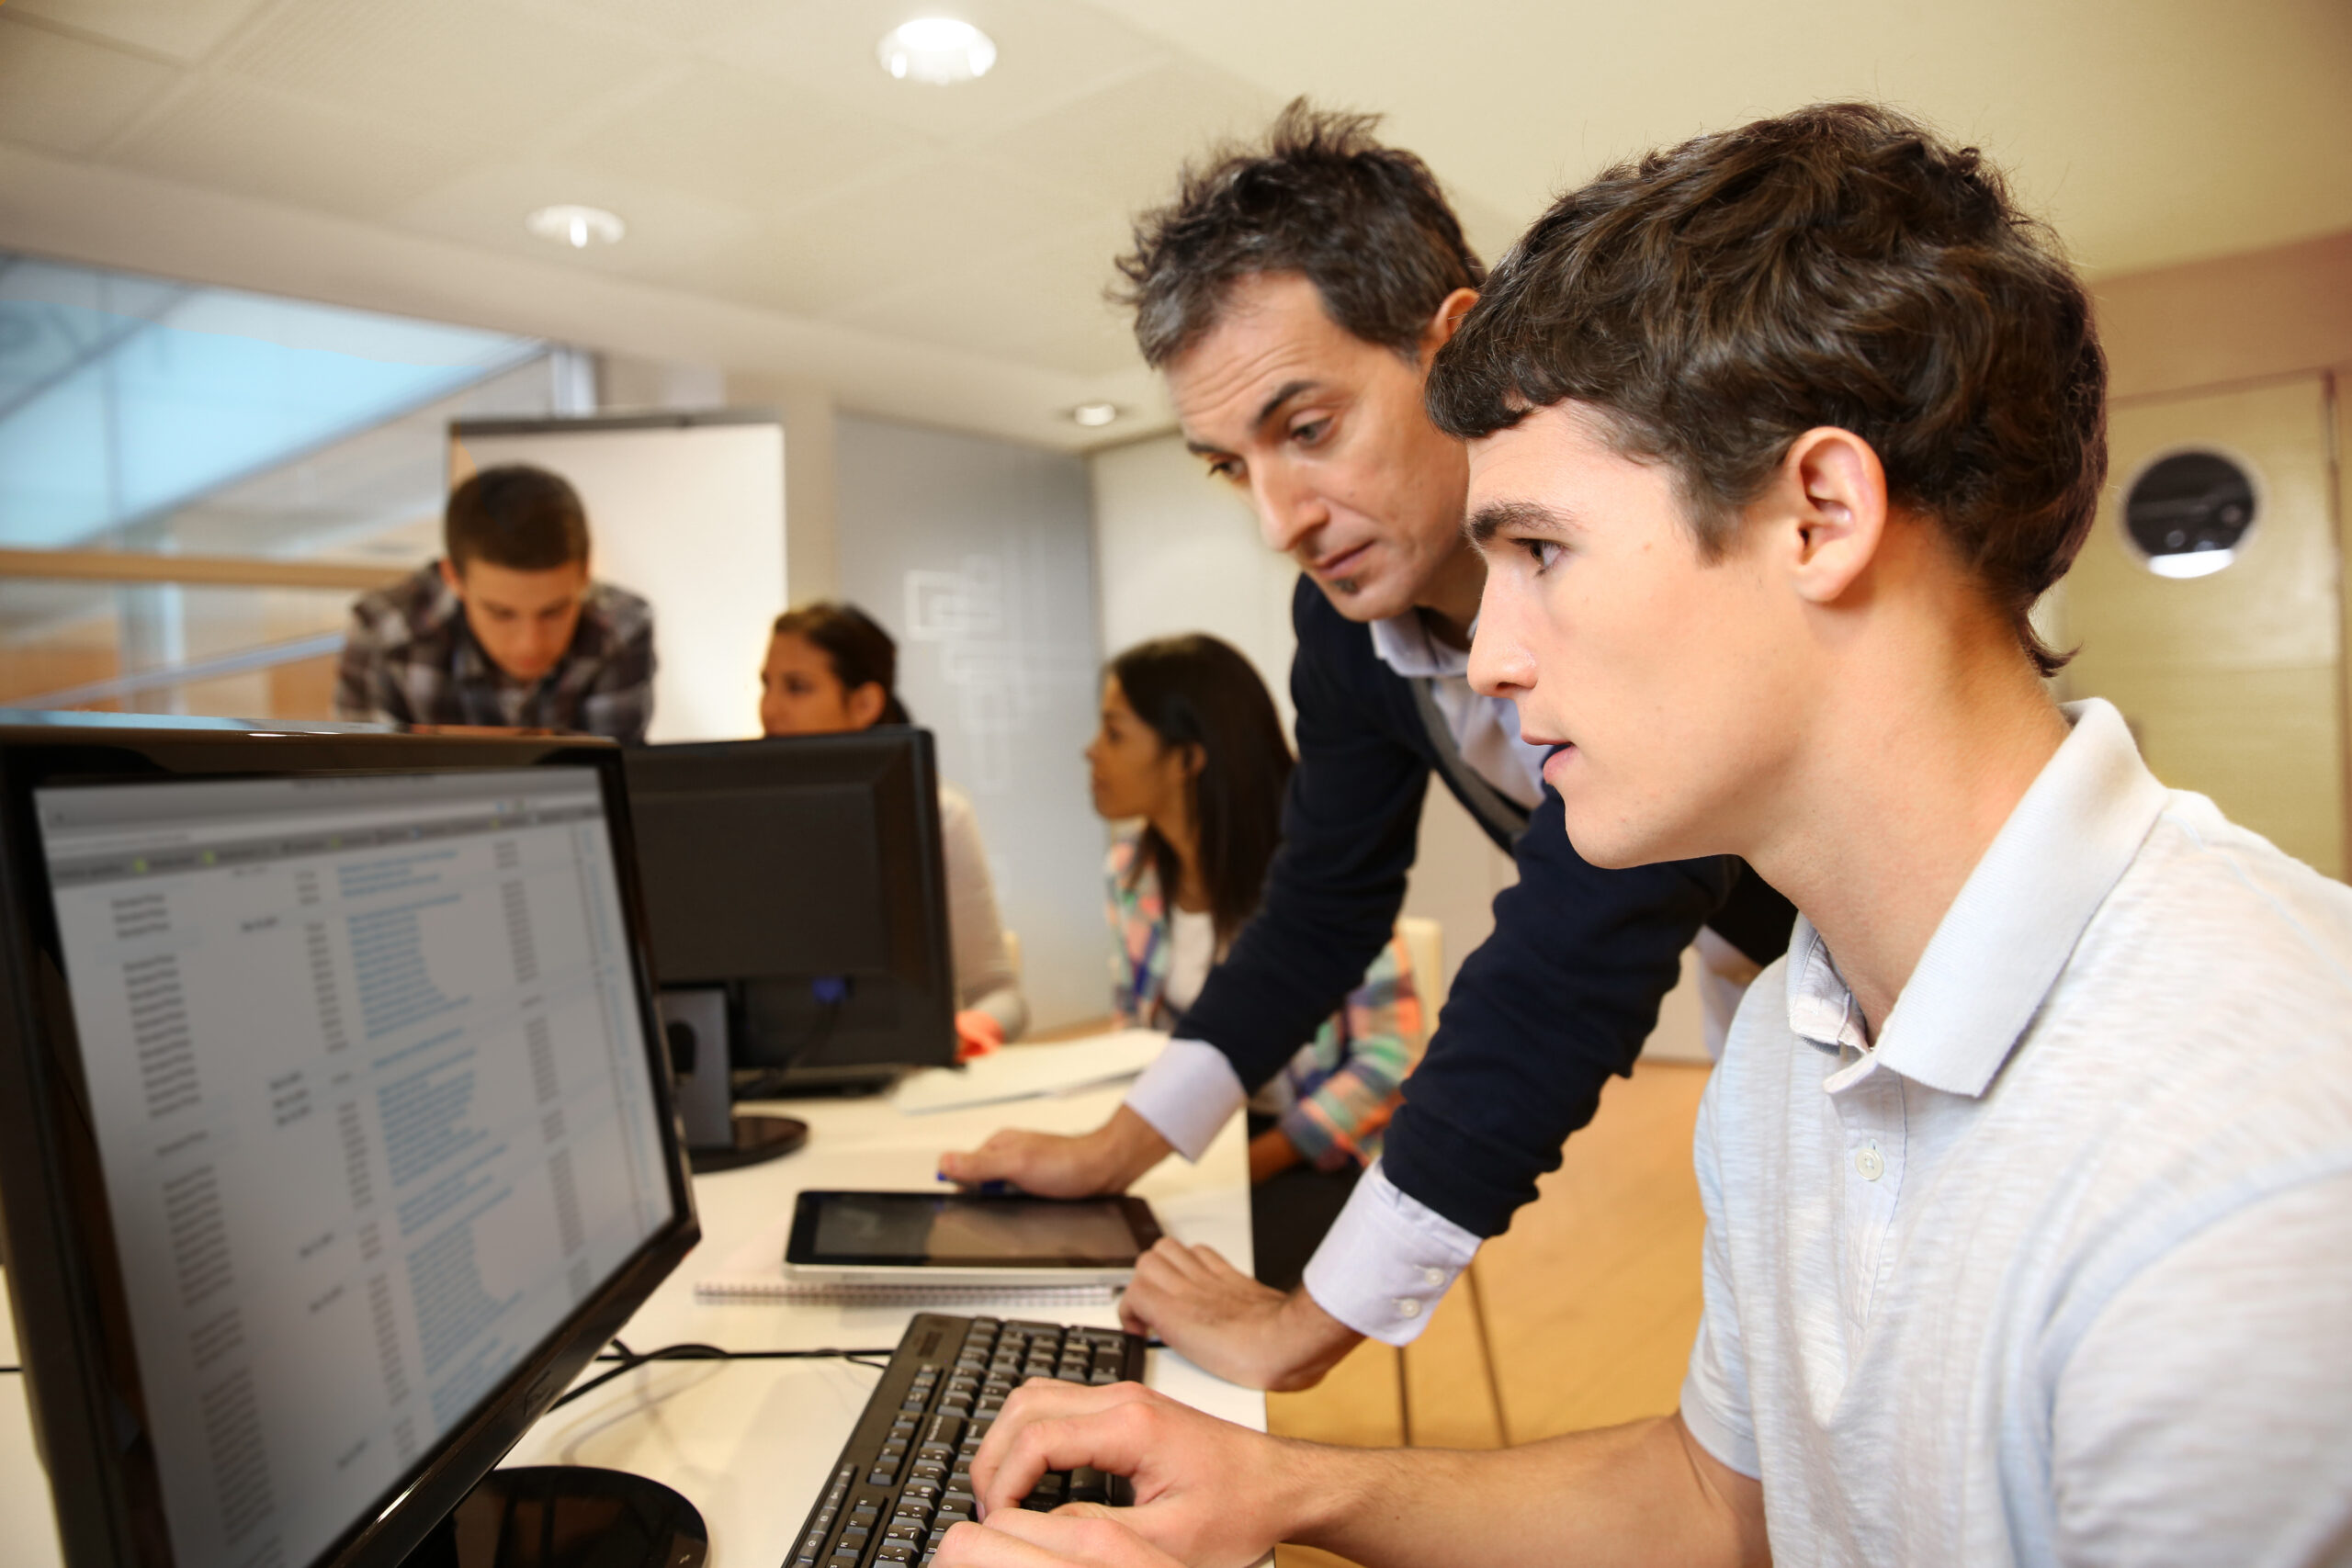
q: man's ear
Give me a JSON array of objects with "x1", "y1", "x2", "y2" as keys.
[
  {"x1": 1775, "y1": 427, "x2": 1889, "y2": 607},
  {"x1": 1421, "y1": 287, "x2": 1481, "y2": 361},
  {"x1": 845, "y1": 682, "x2": 888, "y2": 728},
  {"x1": 1181, "y1": 741, "x2": 1206, "y2": 781},
  {"x1": 438, "y1": 556, "x2": 467, "y2": 600}
]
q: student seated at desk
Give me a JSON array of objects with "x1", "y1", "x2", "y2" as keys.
[
  {"x1": 937, "y1": 104, "x2": 2352, "y2": 1568},
  {"x1": 335, "y1": 464, "x2": 655, "y2": 742},
  {"x1": 1087, "y1": 634, "x2": 1421, "y2": 1292},
  {"x1": 761, "y1": 601, "x2": 1028, "y2": 1054}
]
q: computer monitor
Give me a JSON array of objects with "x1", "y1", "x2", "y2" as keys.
[
  {"x1": 621, "y1": 730, "x2": 957, "y2": 1094},
  {"x1": 0, "y1": 726, "x2": 699, "y2": 1568}
]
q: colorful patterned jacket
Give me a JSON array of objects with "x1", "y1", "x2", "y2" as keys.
[{"x1": 1104, "y1": 832, "x2": 1423, "y2": 1171}]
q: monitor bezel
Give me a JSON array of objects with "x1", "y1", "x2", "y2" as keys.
[
  {"x1": 0, "y1": 727, "x2": 701, "y2": 1568},
  {"x1": 620, "y1": 728, "x2": 958, "y2": 1073}
]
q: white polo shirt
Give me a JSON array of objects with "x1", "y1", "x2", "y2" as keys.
[{"x1": 1681, "y1": 700, "x2": 2352, "y2": 1563}]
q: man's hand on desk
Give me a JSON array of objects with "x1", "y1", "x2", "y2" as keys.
[
  {"x1": 1117, "y1": 1241, "x2": 1363, "y2": 1393},
  {"x1": 938, "y1": 1104, "x2": 1173, "y2": 1199},
  {"x1": 956, "y1": 1380, "x2": 1302, "y2": 1568}
]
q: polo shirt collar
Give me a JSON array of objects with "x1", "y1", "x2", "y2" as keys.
[
  {"x1": 1369, "y1": 609, "x2": 1470, "y2": 679},
  {"x1": 1785, "y1": 698, "x2": 2170, "y2": 1098}
]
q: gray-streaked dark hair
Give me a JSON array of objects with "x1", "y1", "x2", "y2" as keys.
[
  {"x1": 1428, "y1": 103, "x2": 2106, "y2": 677},
  {"x1": 1112, "y1": 98, "x2": 1485, "y2": 368}
]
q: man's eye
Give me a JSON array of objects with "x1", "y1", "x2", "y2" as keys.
[
  {"x1": 1204, "y1": 457, "x2": 1241, "y2": 481},
  {"x1": 1519, "y1": 537, "x2": 1561, "y2": 570},
  {"x1": 1289, "y1": 417, "x2": 1329, "y2": 447}
]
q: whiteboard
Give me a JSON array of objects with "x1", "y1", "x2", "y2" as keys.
[{"x1": 452, "y1": 412, "x2": 786, "y2": 743}]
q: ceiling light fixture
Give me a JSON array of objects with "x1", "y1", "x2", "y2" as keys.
[
  {"x1": 526, "y1": 204, "x2": 626, "y2": 249},
  {"x1": 1069, "y1": 402, "x2": 1120, "y2": 429},
  {"x1": 876, "y1": 17, "x2": 997, "y2": 85}
]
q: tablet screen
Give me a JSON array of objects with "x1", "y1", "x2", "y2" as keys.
[{"x1": 789, "y1": 1191, "x2": 1157, "y2": 1268}]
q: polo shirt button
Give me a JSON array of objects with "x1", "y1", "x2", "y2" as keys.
[
  {"x1": 1420, "y1": 1266, "x2": 1445, "y2": 1287},
  {"x1": 1394, "y1": 1297, "x2": 1422, "y2": 1319},
  {"x1": 1854, "y1": 1145, "x2": 1885, "y2": 1181}
]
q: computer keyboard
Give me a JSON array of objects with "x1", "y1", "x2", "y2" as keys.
[{"x1": 789, "y1": 1313, "x2": 1147, "y2": 1568}]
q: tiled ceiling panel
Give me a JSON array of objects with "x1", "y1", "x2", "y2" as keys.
[
  {"x1": 6, "y1": 0, "x2": 274, "y2": 63},
  {"x1": 979, "y1": 59, "x2": 1278, "y2": 216},
  {"x1": 0, "y1": 16, "x2": 177, "y2": 157},
  {"x1": 558, "y1": 61, "x2": 926, "y2": 217},
  {"x1": 219, "y1": 0, "x2": 662, "y2": 150},
  {"x1": 397, "y1": 156, "x2": 763, "y2": 284},
  {"x1": 722, "y1": 0, "x2": 1171, "y2": 141},
  {"x1": 831, "y1": 217, "x2": 1139, "y2": 377},
  {"x1": 727, "y1": 154, "x2": 1104, "y2": 319},
  {"x1": 110, "y1": 80, "x2": 490, "y2": 220}
]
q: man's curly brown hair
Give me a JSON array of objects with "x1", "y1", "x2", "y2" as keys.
[{"x1": 1428, "y1": 103, "x2": 2107, "y2": 676}]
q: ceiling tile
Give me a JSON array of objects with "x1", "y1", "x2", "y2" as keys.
[
  {"x1": 395, "y1": 156, "x2": 764, "y2": 288},
  {"x1": 509, "y1": 0, "x2": 782, "y2": 49},
  {"x1": 557, "y1": 61, "x2": 927, "y2": 217},
  {"x1": 219, "y1": 0, "x2": 666, "y2": 150},
  {"x1": 699, "y1": 155, "x2": 1104, "y2": 317},
  {"x1": 108, "y1": 80, "x2": 489, "y2": 220},
  {"x1": 723, "y1": 0, "x2": 1173, "y2": 141},
  {"x1": 830, "y1": 218, "x2": 1143, "y2": 377},
  {"x1": 978, "y1": 58, "x2": 1279, "y2": 216},
  {"x1": 0, "y1": 17, "x2": 179, "y2": 156},
  {"x1": 6, "y1": 0, "x2": 271, "y2": 62}
]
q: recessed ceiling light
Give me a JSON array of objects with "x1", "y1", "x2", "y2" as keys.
[
  {"x1": 526, "y1": 204, "x2": 626, "y2": 249},
  {"x1": 1069, "y1": 402, "x2": 1120, "y2": 429},
  {"x1": 877, "y1": 17, "x2": 996, "y2": 85}
]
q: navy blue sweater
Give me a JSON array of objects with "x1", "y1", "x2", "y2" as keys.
[{"x1": 1176, "y1": 577, "x2": 1742, "y2": 1239}]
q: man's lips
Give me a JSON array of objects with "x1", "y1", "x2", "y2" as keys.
[{"x1": 1308, "y1": 542, "x2": 1373, "y2": 580}]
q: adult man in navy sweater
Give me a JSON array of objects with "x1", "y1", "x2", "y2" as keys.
[{"x1": 942, "y1": 103, "x2": 1789, "y2": 1390}]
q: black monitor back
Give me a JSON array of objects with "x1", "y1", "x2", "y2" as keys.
[
  {"x1": 0, "y1": 725, "x2": 698, "y2": 1568},
  {"x1": 621, "y1": 729, "x2": 956, "y2": 1080}
]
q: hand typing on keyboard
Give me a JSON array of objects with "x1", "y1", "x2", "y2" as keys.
[{"x1": 943, "y1": 1380, "x2": 1301, "y2": 1568}]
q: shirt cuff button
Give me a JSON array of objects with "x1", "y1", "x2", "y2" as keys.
[
  {"x1": 1394, "y1": 1297, "x2": 1422, "y2": 1319},
  {"x1": 1419, "y1": 1266, "x2": 1445, "y2": 1287}
]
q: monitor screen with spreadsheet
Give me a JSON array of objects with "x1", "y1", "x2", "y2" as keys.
[{"x1": 0, "y1": 729, "x2": 696, "y2": 1568}]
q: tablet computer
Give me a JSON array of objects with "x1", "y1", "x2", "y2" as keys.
[{"x1": 783, "y1": 1190, "x2": 1163, "y2": 1285}]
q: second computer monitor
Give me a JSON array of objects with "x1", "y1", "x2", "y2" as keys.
[{"x1": 621, "y1": 729, "x2": 957, "y2": 1087}]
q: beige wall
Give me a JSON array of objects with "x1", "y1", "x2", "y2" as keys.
[{"x1": 2075, "y1": 228, "x2": 2352, "y2": 877}]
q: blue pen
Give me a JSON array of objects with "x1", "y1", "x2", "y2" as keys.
[{"x1": 934, "y1": 1172, "x2": 1019, "y2": 1196}]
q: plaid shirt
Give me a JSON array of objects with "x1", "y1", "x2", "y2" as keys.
[
  {"x1": 333, "y1": 561, "x2": 655, "y2": 742},
  {"x1": 1105, "y1": 832, "x2": 1424, "y2": 1170}
]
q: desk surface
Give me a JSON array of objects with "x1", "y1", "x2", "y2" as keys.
[{"x1": 0, "y1": 1074, "x2": 1262, "y2": 1568}]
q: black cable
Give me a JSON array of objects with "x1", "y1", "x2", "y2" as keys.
[{"x1": 551, "y1": 1339, "x2": 895, "y2": 1412}]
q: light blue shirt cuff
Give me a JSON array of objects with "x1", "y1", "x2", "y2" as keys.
[
  {"x1": 1300, "y1": 1159, "x2": 1480, "y2": 1346},
  {"x1": 1122, "y1": 1037, "x2": 1245, "y2": 1162}
]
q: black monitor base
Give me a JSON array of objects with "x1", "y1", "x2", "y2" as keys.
[
  {"x1": 687, "y1": 1112, "x2": 808, "y2": 1174},
  {"x1": 399, "y1": 1466, "x2": 707, "y2": 1567}
]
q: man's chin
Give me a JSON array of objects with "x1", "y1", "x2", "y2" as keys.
[
  {"x1": 1559, "y1": 798, "x2": 1686, "y2": 872},
  {"x1": 1310, "y1": 570, "x2": 1415, "y2": 625}
]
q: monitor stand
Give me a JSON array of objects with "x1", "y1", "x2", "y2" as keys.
[
  {"x1": 399, "y1": 1466, "x2": 707, "y2": 1567},
  {"x1": 687, "y1": 1111, "x2": 808, "y2": 1174}
]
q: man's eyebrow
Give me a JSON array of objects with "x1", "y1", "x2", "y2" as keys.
[
  {"x1": 1465, "y1": 499, "x2": 1574, "y2": 547},
  {"x1": 1183, "y1": 379, "x2": 1322, "y2": 457}
]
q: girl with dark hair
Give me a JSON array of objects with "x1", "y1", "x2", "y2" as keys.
[
  {"x1": 760, "y1": 603, "x2": 1025, "y2": 1052},
  {"x1": 1086, "y1": 634, "x2": 1420, "y2": 1290}
]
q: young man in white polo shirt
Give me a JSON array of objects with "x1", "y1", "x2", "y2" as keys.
[{"x1": 932, "y1": 102, "x2": 2352, "y2": 1568}]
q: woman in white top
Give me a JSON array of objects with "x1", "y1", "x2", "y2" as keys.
[{"x1": 759, "y1": 602, "x2": 1026, "y2": 1054}]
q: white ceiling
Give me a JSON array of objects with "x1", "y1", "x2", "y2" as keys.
[{"x1": 2, "y1": 0, "x2": 2348, "y2": 452}]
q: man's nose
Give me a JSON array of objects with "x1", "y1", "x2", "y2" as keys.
[
  {"x1": 1251, "y1": 467, "x2": 1326, "y2": 556},
  {"x1": 1466, "y1": 590, "x2": 1535, "y2": 699}
]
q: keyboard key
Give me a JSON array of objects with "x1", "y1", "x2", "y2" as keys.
[
  {"x1": 876, "y1": 1547, "x2": 917, "y2": 1565},
  {"x1": 1067, "y1": 1467, "x2": 1110, "y2": 1506}
]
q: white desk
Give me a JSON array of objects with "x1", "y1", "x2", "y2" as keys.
[{"x1": 0, "y1": 1077, "x2": 1262, "y2": 1568}]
